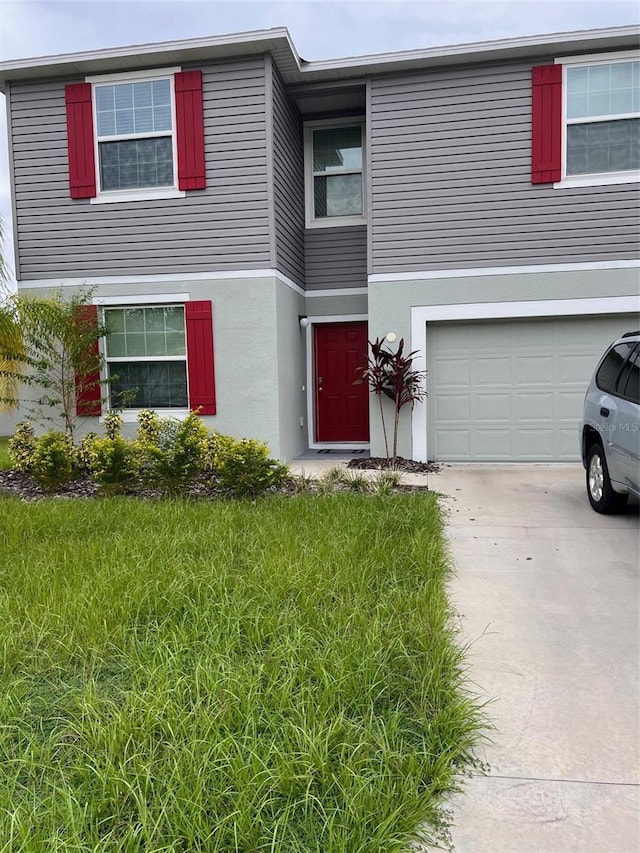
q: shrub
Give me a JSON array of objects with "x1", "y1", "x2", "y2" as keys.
[
  {"x1": 215, "y1": 436, "x2": 288, "y2": 497},
  {"x1": 75, "y1": 431, "x2": 99, "y2": 473},
  {"x1": 8, "y1": 420, "x2": 36, "y2": 473},
  {"x1": 89, "y1": 436, "x2": 139, "y2": 495},
  {"x1": 136, "y1": 409, "x2": 161, "y2": 446},
  {"x1": 31, "y1": 430, "x2": 75, "y2": 491},
  {"x1": 103, "y1": 410, "x2": 122, "y2": 439},
  {"x1": 141, "y1": 412, "x2": 209, "y2": 494}
]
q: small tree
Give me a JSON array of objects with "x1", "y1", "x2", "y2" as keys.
[
  {"x1": 356, "y1": 336, "x2": 427, "y2": 461},
  {"x1": 0, "y1": 290, "x2": 108, "y2": 442}
]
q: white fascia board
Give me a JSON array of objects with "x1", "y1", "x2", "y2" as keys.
[
  {"x1": 555, "y1": 48, "x2": 640, "y2": 64},
  {"x1": 411, "y1": 295, "x2": 640, "y2": 324},
  {"x1": 369, "y1": 258, "x2": 640, "y2": 284},
  {"x1": 306, "y1": 288, "x2": 368, "y2": 298},
  {"x1": 2, "y1": 25, "x2": 638, "y2": 90},
  {"x1": 93, "y1": 293, "x2": 190, "y2": 306},
  {"x1": 299, "y1": 26, "x2": 640, "y2": 76},
  {"x1": 0, "y1": 28, "x2": 295, "y2": 77},
  {"x1": 18, "y1": 268, "x2": 305, "y2": 295}
]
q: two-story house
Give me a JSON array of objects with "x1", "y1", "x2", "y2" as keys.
[{"x1": 1, "y1": 25, "x2": 638, "y2": 461}]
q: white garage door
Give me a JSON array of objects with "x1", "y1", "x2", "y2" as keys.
[{"x1": 427, "y1": 314, "x2": 637, "y2": 461}]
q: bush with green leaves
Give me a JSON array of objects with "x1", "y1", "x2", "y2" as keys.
[
  {"x1": 8, "y1": 420, "x2": 37, "y2": 473},
  {"x1": 103, "y1": 410, "x2": 122, "y2": 439},
  {"x1": 215, "y1": 435, "x2": 288, "y2": 497},
  {"x1": 89, "y1": 435, "x2": 139, "y2": 495},
  {"x1": 140, "y1": 411, "x2": 209, "y2": 493},
  {"x1": 31, "y1": 430, "x2": 75, "y2": 491},
  {"x1": 136, "y1": 409, "x2": 161, "y2": 446},
  {"x1": 75, "y1": 431, "x2": 99, "y2": 474}
]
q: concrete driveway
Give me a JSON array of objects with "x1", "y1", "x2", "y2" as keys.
[{"x1": 434, "y1": 464, "x2": 639, "y2": 853}]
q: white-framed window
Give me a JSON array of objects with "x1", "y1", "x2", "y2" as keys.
[
  {"x1": 104, "y1": 305, "x2": 188, "y2": 410},
  {"x1": 87, "y1": 68, "x2": 185, "y2": 204},
  {"x1": 304, "y1": 117, "x2": 366, "y2": 228},
  {"x1": 557, "y1": 51, "x2": 639, "y2": 188}
]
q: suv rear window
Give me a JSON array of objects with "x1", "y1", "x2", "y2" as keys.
[
  {"x1": 617, "y1": 345, "x2": 640, "y2": 404},
  {"x1": 596, "y1": 342, "x2": 636, "y2": 395}
]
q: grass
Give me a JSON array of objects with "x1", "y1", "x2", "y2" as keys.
[
  {"x1": 0, "y1": 493, "x2": 484, "y2": 851},
  {"x1": 0, "y1": 437, "x2": 11, "y2": 470}
]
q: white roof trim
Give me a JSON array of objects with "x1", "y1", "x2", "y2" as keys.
[{"x1": 1, "y1": 25, "x2": 638, "y2": 90}]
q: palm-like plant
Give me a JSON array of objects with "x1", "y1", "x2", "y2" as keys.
[
  {"x1": 0, "y1": 290, "x2": 107, "y2": 441},
  {"x1": 356, "y1": 336, "x2": 427, "y2": 461}
]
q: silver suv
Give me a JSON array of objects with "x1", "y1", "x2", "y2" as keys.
[{"x1": 581, "y1": 331, "x2": 640, "y2": 513}]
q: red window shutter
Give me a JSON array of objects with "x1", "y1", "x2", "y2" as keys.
[
  {"x1": 185, "y1": 301, "x2": 216, "y2": 415},
  {"x1": 531, "y1": 64, "x2": 562, "y2": 184},
  {"x1": 65, "y1": 83, "x2": 97, "y2": 199},
  {"x1": 75, "y1": 304, "x2": 102, "y2": 417},
  {"x1": 175, "y1": 70, "x2": 206, "y2": 190}
]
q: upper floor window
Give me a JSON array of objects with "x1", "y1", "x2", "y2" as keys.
[
  {"x1": 95, "y1": 78, "x2": 175, "y2": 192},
  {"x1": 65, "y1": 67, "x2": 205, "y2": 203},
  {"x1": 566, "y1": 60, "x2": 639, "y2": 177},
  {"x1": 304, "y1": 119, "x2": 366, "y2": 227},
  {"x1": 532, "y1": 53, "x2": 639, "y2": 187}
]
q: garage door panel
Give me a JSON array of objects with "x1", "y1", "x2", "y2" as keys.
[
  {"x1": 518, "y1": 429, "x2": 555, "y2": 458},
  {"x1": 558, "y1": 353, "x2": 598, "y2": 381},
  {"x1": 476, "y1": 429, "x2": 512, "y2": 458},
  {"x1": 558, "y1": 390, "x2": 584, "y2": 419},
  {"x1": 436, "y1": 358, "x2": 470, "y2": 386},
  {"x1": 558, "y1": 428, "x2": 580, "y2": 457},
  {"x1": 436, "y1": 429, "x2": 471, "y2": 457},
  {"x1": 473, "y1": 393, "x2": 511, "y2": 421},
  {"x1": 435, "y1": 394, "x2": 470, "y2": 420},
  {"x1": 517, "y1": 393, "x2": 554, "y2": 420},
  {"x1": 473, "y1": 357, "x2": 512, "y2": 385},
  {"x1": 427, "y1": 314, "x2": 636, "y2": 461},
  {"x1": 516, "y1": 355, "x2": 553, "y2": 384}
]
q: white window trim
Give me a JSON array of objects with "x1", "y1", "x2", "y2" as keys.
[
  {"x1": 304, "y1": 116, "x2": 366, "y2": 228},
  {"x1": 87, "y1": 66, "x2": 186, "y2": 204},
  {"x1": 101, "y1": 302, "x2": 189, "y2": 417},
  {"x1": 554, "y1": 50, "x2": 640, "y2": 190}
]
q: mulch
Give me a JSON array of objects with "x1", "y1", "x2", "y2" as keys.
[{"x1": 347, "y1": 456, "x2": 439, "y2": 474}]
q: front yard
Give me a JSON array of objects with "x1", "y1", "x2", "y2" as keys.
[{"x1": 0, "y1": 493, "x2": 484, "y2": 851}]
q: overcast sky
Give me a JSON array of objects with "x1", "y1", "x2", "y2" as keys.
[{"x1": 1, "y1": 0, "x2": 638, "y2": 285}]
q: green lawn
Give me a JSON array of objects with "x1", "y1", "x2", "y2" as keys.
[
  {"x1": 0, "y1": 436, "x2": 11, "y2": 469},
  {"x1": 0, "y1": 493, "x2": 484, "y2": 851}
]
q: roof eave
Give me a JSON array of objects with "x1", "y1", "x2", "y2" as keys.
[{"x1": 0, "y1": 24, "x2": 638, "y2": 92}]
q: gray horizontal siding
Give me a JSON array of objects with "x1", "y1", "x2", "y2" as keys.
[
  {"x1": 305, "y1": 226, "x2": 367, "y2": 291},
  {"x1": 9, "y1": 58, "x2": 272, "y2": 280},
  {"x1": 271, "y1": 63, "x2": 305, "y2": 287},
  {"x1": 370, "y1": 59, "x2": 640, "y2": 274}
]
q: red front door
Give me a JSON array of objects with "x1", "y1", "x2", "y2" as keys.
[{"x1": 314, "y1": 322, "x2": 369, "y2": 442}]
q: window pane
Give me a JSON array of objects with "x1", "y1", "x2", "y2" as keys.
[
  {"x1": 314, "y1": 174, "x2": 363, "y2": 217},
  {"x1": 132, "y1": 81, "x2": 153, "y2": 108},
  {"x1": 114, "y1": 84, "x2": 133, "y2": 110},
  {"x1": 619, "y1": 347, "x2": 640, "y2": 404},
  {"x1": 99, "y1": 137, "x2": 174, "y2": 190},
  {"x1": 105, "y1": 307, "x2": 185, "y2": 359},
  {"x1": 109, "y1": 361, "x2": 188, "y2": 409},
  {"x1": 95, "y1": 79, "x2": 172, "y2": 139},
  {"x1": 567, "y1": 61, "x2": 639, "y2": 119},
  {"x1": 115, "y1": 109, "x2": 134, "y2": 135},
  {"x1": 596, "y1": 343, "x2": 635, "y2": 394},
  {"x1": 566, "y1": 118, "x2": 640, "y2": 175},
  {"x1": 313, "y1": 126, "x2": 362, "y2": 172}
]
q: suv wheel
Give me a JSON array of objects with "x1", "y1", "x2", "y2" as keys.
[{"x1": 586, "y1": 443, "x2": 628, "y2": 514}]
